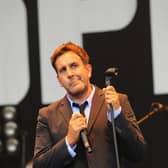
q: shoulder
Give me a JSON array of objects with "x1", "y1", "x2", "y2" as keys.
[{"x1": 38, "y1": 97, "x2": 66, "y2": 118}]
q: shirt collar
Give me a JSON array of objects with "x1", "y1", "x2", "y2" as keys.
[{"x1": 66, "y1": 85, "x2": 95, "y2": 109}]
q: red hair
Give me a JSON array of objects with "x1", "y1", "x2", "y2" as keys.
[{"x1": 50, "y1": 42, "x2": 89, "y2": 71}]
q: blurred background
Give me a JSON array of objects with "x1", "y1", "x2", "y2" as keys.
[{"x1": 0, "y1": 0, "x2": 168, "y2": 167}]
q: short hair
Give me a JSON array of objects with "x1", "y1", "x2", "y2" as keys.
[{"x1": 50, "y1": 42, "x2": 89, "y2": 71}]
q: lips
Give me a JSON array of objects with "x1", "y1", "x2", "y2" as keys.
[
  {"x1": 70, "y1": 79, "x2": 81, "y2": 87},
  {"x1": 69, "y1": 76, "x2": 82, "y2": 86}
]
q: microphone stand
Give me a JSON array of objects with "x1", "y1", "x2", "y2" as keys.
[
  {"x1": 137, "y1": 110, "x2": 158, "y2": 124},
  {"x1": 109, "y1": 104, "x2": 120, "y2": 168},
  {"x1": 105, "y1": 67, "x2": 120, "y2": 168},
  {"x1": 137, "y1": 102, "x2": 164, "y2": 125}
]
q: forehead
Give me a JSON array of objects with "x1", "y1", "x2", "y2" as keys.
[{"x1": 55, "y1": 51, "x2": 82, "y2": 66}]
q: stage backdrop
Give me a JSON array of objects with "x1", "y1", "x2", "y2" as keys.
[{"x1": 0, "y1": 0, "x2": 168, "y2": 167}]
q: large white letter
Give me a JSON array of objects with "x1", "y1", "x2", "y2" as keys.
[
  {"x1": 0, "y1": 0, "x2": 29, "y2": 105},
  {"x1": 150, "y1": 0, "x2": 168, "y2": 94}
]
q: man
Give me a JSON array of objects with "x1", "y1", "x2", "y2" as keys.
[{"x1": 33, "y1": 42, "x2": 146, "y2": 168}]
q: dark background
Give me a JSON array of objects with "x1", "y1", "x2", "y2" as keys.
[{"x1": 0, "y1": 0, "x2": 168, "y2": 167}]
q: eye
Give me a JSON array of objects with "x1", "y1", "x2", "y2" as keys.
[
  {"x1": 70, "y1": 63, "x2": 78, "y2": 69},
  {"x1": 59, "y1": 66, "x2": 66, "y2": 74}
]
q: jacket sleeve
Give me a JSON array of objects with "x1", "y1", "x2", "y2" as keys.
[
  {"x1": 112, "y1": 94, "x2": 147, "y2": 162},
  {"x1": 33, "y1": 107, "x2": 73, "y2": 168}
]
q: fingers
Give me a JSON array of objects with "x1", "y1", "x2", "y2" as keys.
[
  {"x1": 103, "y1": 85, "x2": 117, "y2": 102},
  {"x1": 67, "y1": 113, "x2": 87, "y2": 146},
  {"x1": 103, "y1": 85, "x2": 121, "y2": 110},
  {"x1": 103, "y1": 85, "x2": 116, "y2": 92},
  {"x1": 71, "y1": 113, "x2": 87, "y2": 130},
  {"x1": 72, "y1": 112, "x2": 83, "y2": 119}
]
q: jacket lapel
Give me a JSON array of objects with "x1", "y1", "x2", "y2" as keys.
[
  {"x1": 87, "y1": 87, "x2": 105, "y2": 134},
  {"x1": 58, "y1": 96, "x2": 72, "y2": 124}
]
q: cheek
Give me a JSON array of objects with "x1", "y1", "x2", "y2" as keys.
[
  {"x1": 59, "y1": 80, "x2": 63, "y2": 87},
  {"x1": 57, "y1": 76, "x2": 65, "y2": 86}
]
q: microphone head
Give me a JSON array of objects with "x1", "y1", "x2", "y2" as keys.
[
  {"x1": 104, "y1": 67, "x2": 119, "y2": 76},
  {"x1": 104, "y1": 67, "x2": 119, "y2": 86}
]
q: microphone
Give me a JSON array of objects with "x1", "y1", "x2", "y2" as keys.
[
  {"x1": 104, "y1": 67, "x2": 119, "y2": 86},
  {"x1": 72, "y1": 102, "x2": 92, "y2": 153},
  {"x1": 104, "y1": 67, "x2": 119, "y2": 109},
  {"x1": 80, "y1": 129, "x2": 92, "y2": 153}
]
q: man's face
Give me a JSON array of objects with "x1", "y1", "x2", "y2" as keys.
[{"x1": 55, "y1": 51, "x2": 92, "y2": 98}]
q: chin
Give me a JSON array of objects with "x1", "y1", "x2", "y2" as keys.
[{"x1": 69, "y1": 86, "x2": 86, "y2": 96}]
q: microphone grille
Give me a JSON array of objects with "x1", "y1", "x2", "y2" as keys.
[{"x1": 105, "y1": 67, "x2": 119, "y2": 76}]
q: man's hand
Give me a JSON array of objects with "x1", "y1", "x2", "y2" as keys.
[
  {"x1": 67, "y1": 113, "x2": 87, "y2": 146},
  {"x1": 103, "y1": 85, "x2": 121, "y2": 110}
]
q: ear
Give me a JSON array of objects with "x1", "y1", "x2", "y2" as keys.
[{"x1": 86, "y1": 64, "x2": 92, "y2": 78}]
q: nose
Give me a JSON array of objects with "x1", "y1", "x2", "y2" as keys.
[{"x1": 66, "y1": 68, "x2": 73, "y2": 77}]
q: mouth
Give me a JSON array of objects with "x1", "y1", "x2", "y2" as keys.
[
  {"x1": 69, "y1": 77, "x2": 82, "y2": 87},
  {"x1": 70, "y1": 80, "x2": 80, "y2": 87}
]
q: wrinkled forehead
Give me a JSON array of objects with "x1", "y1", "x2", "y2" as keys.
[{"x1": 55, "y1": 51, "x2": 84, "y2": 68}]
